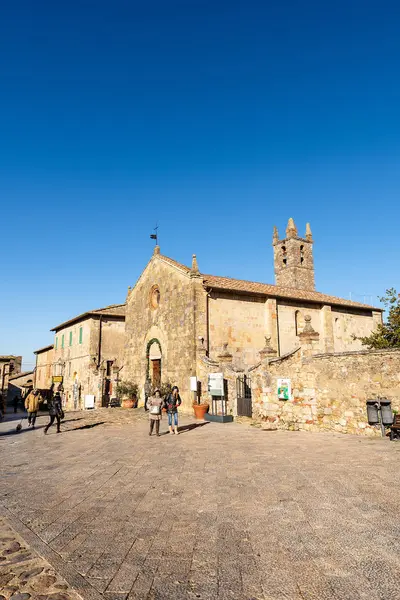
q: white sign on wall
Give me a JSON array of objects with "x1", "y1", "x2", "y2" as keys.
[
  {"x1": 84, "y1": 394, "x2": 95, "y2": 409},
  {"x1": 190, "y1": 376, "x2": 198, "y2": 392},
  {"x1": 208, "y1": 373, "x2": 224, "y2": 396},
  {"x1": 277, "y1": 378, "x2": 291, "y2": 401}
]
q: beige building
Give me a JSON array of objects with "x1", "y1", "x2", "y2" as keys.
[
  {"x1": 51, "y1": 304, "x2": 125, "y2": 410},
  {"x1": 124, "y1": 219, "x2": 382, "y2": 411},
  {"x1": 34, "y1": 344, "x2": 54, "y2": 398}
]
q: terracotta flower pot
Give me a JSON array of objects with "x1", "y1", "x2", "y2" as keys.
[
  {"x1": 122, "y1": 398, "x2": 135, "y2": 409},
  {"x1": 193, "y1": 403, "x2": 209, "y2": 420}
]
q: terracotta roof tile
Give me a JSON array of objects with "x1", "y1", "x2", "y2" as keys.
[
  {"x1": 202, "y1": 274, "x2": 380, "y2": 311},
  {"x1": 51, "y1": 303, "x2": 126, "y2": 332},
  {"x1": 155, "y1": 253, "x2": 381, "y2": 311}
]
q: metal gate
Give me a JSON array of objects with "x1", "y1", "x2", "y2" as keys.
[{"x1": 237, "y1": 375, "x2": 252, "y2": 417}]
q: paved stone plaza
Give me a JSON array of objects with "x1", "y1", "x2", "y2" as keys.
[{"x1": 1, "y1": 409, "x2": 400, "y2": 600}]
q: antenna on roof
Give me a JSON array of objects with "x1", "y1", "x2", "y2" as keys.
[{"x1": 150, "y1": 223, "x2": 159, "y2": 246}]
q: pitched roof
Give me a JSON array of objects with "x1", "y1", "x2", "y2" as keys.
[
  {"x1": 154, "y1": 252, "x2": 380, "y2": 311},
  {"x1": 202, "y1": 274, "x2": 379, "y2": 310},
  {"x1": 51, "y1": 304, "x2": 126, "y2": 332},
  {"x1": 159, "y1": 254, "x2": 191, "y2": 273},
  {"x1": 34, "y1": 344, "x2": 54, "y2": 355},
  {"x1": 9, "y1": 370, "x2": 34, "y2": 381}
]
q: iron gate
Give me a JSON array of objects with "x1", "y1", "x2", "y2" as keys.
[{"x1": 237, "y1": 375, "x2": 252, "y2": 417}]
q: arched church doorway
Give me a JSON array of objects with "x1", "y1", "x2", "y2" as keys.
[{"x1": 147, "y1": 339, "x2": 162, "y2": 389}]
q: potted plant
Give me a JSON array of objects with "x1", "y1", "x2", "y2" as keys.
[
  {"x1": 193, "y1": 388, "x2": 209, "y2": 420},
  {"x1": 116, "y1": 380, "x2": 139, "y2": 408}
]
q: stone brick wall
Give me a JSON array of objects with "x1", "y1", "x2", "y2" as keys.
[
  {"x1": 53, "y1": 317, "x2": 125, "y2": 410},
  {"x1": 124, "y1": 254, "x2": 197, "y2": 410},
  {"x1": 208, "y1": 291, "x2": 266, "y2": 369},
  {"x1": 35, "y1": 347, "x2": 54, "y2": 390},
  {"x1": 251, "y1": 346, "x2": 400, "y2": 436},
  {"x1": 331, "y1": 308, "x2": 381, "y2": 352}
]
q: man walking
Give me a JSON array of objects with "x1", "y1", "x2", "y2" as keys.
[
  {"x1": 44, "y1": 391, "x2": 63, "y2": 434},
  {"x1": 25, "y1": 389, "x2": 41, "y2": 428}
]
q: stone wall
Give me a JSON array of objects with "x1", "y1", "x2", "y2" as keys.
[
  {"x1": 124, "y1": 253, "x2": 197, "y2": 410},
  {"x1": 251, "y1": 343, "x2": 400, "y2": 436},
  {"x1": 53, "y1": 316, "x2": 125, "y2": 410},
  {"x1": 35, "y1": 347, "x2": 54, "y2": 391},
  {"x1": 208, "y1": 291, "x2": 266, "y2": 369}
]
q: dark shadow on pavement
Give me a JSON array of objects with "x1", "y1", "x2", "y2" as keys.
[
  {"x1": 0, "y1": 423, "x2": 46, "y2": 437},
  {"x1": 177, "y1": 422, "x2": 209, "y2": 434},
  {"x1": 62, "y1": 421, "x2": 106, "y2": 433}
]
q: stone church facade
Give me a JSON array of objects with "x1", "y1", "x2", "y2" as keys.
[{"x1": 124, "y1": 219, "x2": 382, "y2": 410}]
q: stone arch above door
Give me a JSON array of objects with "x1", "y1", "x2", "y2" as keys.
[{"x1": 146, "y1": 338, "x2": 162, "y2": 388}]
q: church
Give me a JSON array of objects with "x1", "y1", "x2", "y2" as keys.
[{"x1": 123, "y1": 219, "x2": 382, "y2": 410}]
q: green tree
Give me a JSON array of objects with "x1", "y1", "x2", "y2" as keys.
[{"x1": 356, "y1": 288, "x2": 400, "y2": 349}]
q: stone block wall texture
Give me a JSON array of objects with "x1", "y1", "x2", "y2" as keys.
[
  {"x1": 35, "y1": 347, "x2": 54, "y2": 390},
  {"x1": 251, "y1": 348, "x2": 400, "y2": 436},
  {"x1": 53, "y1": 317, "x2": 125, "y2": 409},
  {"x1": 124, "y1": 256, "x2": 196, "y2": 410},
  {"x1": 208, "y1": 292, "x2": 266, "y2": 369}
]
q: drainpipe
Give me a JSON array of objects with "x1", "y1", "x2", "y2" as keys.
[
  {"x1": 97, "y1": 315, "x2": 103, "y2": 369},
  {"x1": 206, "y1": 288, "x2": 213, "y2": 356},
  {"x1": 276, "y1": 303, "x2": 281, "y2": 357}
]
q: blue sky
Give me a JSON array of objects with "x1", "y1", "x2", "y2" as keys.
[{"x1": 1, "y1": 0, "x2": 399, "y2": 370}]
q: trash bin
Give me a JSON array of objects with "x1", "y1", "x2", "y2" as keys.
[
  {"x1": 380, "y1": 399, "x2": 393, "y2": 426},
  {"x1": 366, "y1": 400, "x2": 379, "y2": 425}
]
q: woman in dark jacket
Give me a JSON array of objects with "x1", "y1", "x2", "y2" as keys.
[
  {"x1": 44, "y1": 392, "x2": 63, "y2": 434},
  {"x1": 164, "y1": 386, "x2": 181, "y2": 435}
]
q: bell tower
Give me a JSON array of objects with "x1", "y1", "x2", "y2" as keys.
[{"x1": 273, "y1": 219, "x2": 315, "y2": 290}]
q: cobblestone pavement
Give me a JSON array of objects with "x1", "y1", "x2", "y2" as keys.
[
  {"x1": 0, "y1": 516, "x2": 81, "y2": 600},
  {"x1": 1, "y1": 409, "x2": 400, "y2": 600}
]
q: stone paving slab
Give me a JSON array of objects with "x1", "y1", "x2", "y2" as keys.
[
  {"x1": 1, "y1": 408, "x2": 400, "y2": 599},
  {"x1": 0, "y1": 515, "x2": 82, "y2": 600}
]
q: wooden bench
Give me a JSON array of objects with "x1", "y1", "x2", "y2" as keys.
[{"x1": 390, "y1": 414, "x2": 400, "y2": 440}]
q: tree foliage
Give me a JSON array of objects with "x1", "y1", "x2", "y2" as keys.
[
  {"x1": 357, "y1": 288, "x2": 400, "y2": 349},
  {"x1": 116, "y1": 380, "x2": 139, "y2": 398}
]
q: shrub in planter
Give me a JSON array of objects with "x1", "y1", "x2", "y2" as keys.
[{"x1": 116, "y1": 380, "x2": 139, "y2": 408}]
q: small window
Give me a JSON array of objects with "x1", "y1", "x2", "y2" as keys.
[
  {"x1": 61, "y1": 334, "x2": 64, "y2": 349},
  {"x1": 79, "y1": 327, "x2": 83, "y2": 344},
  {"x1": 283, "y1": 258, "x2": 287, "y2": 266},
  {"x1": 69, "y1": 331, "x2": 73, "y2": 346},
  {"x1": 55, "y1": 337, "x2": 58, "y2": 350},
  {"x1": 106, "y1": 360, "x2": 113, "y2": 377}
]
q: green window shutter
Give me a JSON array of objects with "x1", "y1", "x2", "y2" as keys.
[
  {"x1": 79, "y1": 327, "x2": 83, "y2": 344},
  {"x1": 69, "y1": 331, "x2": 73, "y2": 346},
  {"x1": 55, "y1": 337, "x2": 58, "y2": 350},
  {"x1": 61, "y1": 334, "x2": 64, "y2": 349}
]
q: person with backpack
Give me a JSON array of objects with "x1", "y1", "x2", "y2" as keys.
[
  {"x1": 164, "y1": 385, "x2": 181, "y2": 435},
  {"x1": 44, "y1": 391, "x2": 63, "y2": 434},
  {"x1": 25, "y1": 389, "x2": 41, "y2": 428}
]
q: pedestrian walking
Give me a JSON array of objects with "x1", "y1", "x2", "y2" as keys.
[
  {"x1": 44, "y1": 391, "x2": 63, "y2": 434},
  {"x1": 148, "y1": 388, "x2": 163, "y2": 436},
  {"x1": 25, "y1": 389, "x2": 41, "y2": 429},
  {"x1": 164, "y1": 385, "x2": 181, "y2": 435}
]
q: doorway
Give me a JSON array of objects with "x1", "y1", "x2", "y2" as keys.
[
  {"x1": 148, "y1": 339, "x2": 162, "y2": 390},
  {"x1": 151, "y1": 359, "x2": 161, "y2": 389}
]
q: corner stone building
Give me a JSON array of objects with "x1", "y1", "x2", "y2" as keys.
[{"x1": 124, "y1": 219, "x2": 382, "y2": 410}]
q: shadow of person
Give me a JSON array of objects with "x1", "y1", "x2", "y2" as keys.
[{"x1": 176, "y1": 422, "x2": 209, "y2": 435}]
